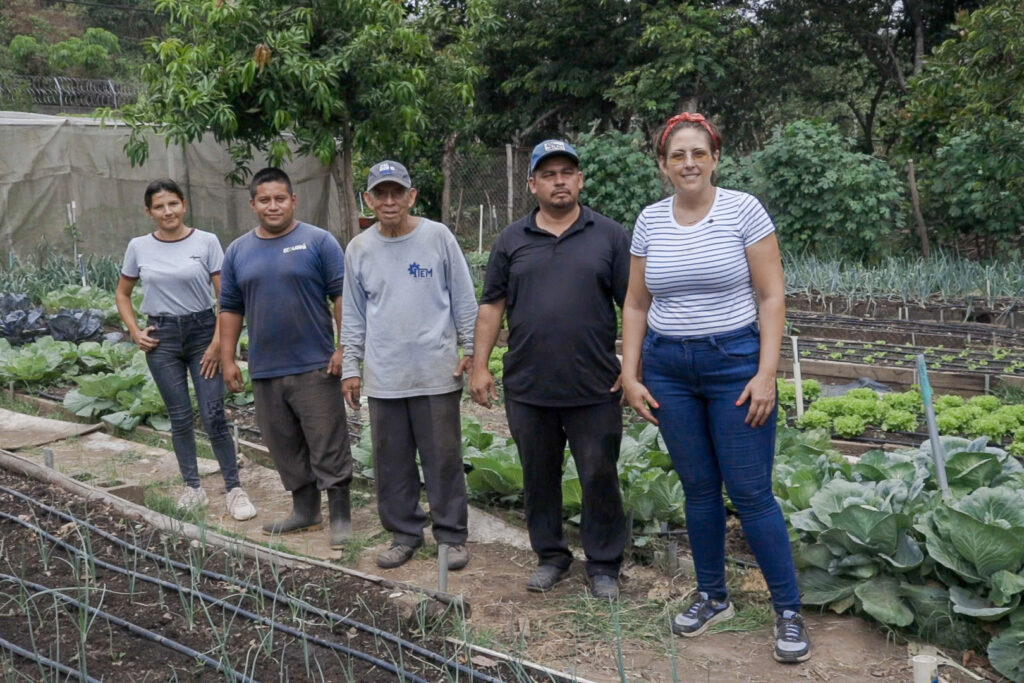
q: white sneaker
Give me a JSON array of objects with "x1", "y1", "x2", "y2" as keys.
[
  {"x1": 226, "y1": 487, "x2": 257, "y2": 521},
  {"x1": 177, "y1": 486, "x2": 208, "y2": 511}
]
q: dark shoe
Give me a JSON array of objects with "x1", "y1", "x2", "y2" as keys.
[
  {"x1": 326, "y1": 487, "x2": 352, "y2": 548},
  {"x1": 377, "y1": 542, "x2": 417, "y2": 569},
  {"x1": 445, "y1": 544, "x2": 469, "y2": 570},
  {"x1": 671, "y1": 591, "x2": 734, "y2": 637},
  {"x1": 774, "y1": 610, "x2": 811, "y2": 663},
  {"x1": 262, "y1": 483, "x2": 323, "y2": 535},
  {"x1": 526, "y1": 564, "x2": 570, "y2": 593},
  {"x1": 588, "y1": 574, "x2": 619, "y2": 600}
]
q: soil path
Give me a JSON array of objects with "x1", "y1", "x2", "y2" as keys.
[{"x1": 3, "y1": 403, "x2": 992, "y2": 683}]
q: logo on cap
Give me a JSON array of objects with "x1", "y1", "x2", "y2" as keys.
[{"x1": 543, "y1": 141, "x2": 567, "y2": 153}]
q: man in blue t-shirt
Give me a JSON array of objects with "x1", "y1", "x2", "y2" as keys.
[{"x1": 220, "y1": 167, "x2": 353, "y2": 547}]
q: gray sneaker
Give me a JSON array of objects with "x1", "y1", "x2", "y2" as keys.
[
  {"x1": 671, "y1": 591, "x2": 734, "y2": 637},
  {"x1": 774, "y1": 610, "x2": 811, "y2": 663},
  {"x1": 376, "y1": 543, "x2": 417, "y2": 569}
]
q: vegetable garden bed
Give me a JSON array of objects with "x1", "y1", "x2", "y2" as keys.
[{"x1": 0, "y1": 465, "x2": 518, "y2": 682}]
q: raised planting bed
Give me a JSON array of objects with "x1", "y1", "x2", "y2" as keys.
[
  {"x1": 786, "y1": 311, "x2": 1024, "y2": 350},
  {"x1": 785, "y1": 293, "x2": 1024, "y2": 329},
  {"x1": 779, "y1": 336, "x2": 1024, "y2": 396},
  {"x1": 0, "y1": 464, "x2": 524, "y2": 682}
]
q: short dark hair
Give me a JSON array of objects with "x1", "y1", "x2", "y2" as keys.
[
  {"x1": 249, "y1": 167, "x2": 294, "y2": 198},
  {"x1": 144, "y1": 178, "x2": 185, "y2": 208}
]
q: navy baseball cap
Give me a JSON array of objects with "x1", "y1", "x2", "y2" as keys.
[
  {"x1": 367, "y1": 160, "x2": 412, "y2": 191},
  {"x1": 529, "y1": 140, "x2": 580, "y2": 175}
]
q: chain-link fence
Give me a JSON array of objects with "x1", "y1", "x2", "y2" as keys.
[
  {"x1": 1, "y1": 75, "x2": 140, "y2": 112},
  {"x1": 445, "y1": 146, "x2": 534, "y2": 253}
]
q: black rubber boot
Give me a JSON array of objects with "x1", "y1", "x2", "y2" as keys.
[
  {"x1": 262, "y1": 483, "x2": 323, "y2": 535},
  {"x1": 327, "y1": 487, "x2": 352, "y2": 547}
]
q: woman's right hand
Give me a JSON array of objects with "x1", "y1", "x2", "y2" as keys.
[
  {"x1": 623, "y1": 379, "x2": 660, "y2": 425},
  {"x1": 131, "y1": 325, "x2": 160, "y2": 352}
]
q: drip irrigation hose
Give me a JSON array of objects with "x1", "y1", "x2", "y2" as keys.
[
  {"x1": 0, "y1": 634, "x2": 102, "y2": 683},
  {"x1": 0, "y1": 510, "x2": 432, "y2": 683},
  {"x1": 0, "y1": 573, "x2": 253, "y2": 683},
  {"x1": 0, "y1": 485, "x2": 501, "y2": 683}
]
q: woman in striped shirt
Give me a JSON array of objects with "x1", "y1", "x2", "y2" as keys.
[{"x1": 621, "y1": 113, "x2": 809, "y2": 664}]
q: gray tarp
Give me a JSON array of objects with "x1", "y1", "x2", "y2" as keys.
[{"x1": 0, "y1": 111, "x2": 341, "y2": 259}]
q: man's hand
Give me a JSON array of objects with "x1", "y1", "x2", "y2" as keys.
[
  {"x1": 328, "y1": 347, "x2": 344, "y2": 376},
  {"x1": 131, "y1": 325, "x2": 159, "y2": 352},
  {"x1": 200, "y1": 340, "x2": 221, "y2": 379},
  {"x1": 342, "y1": 377, "x2": 361, "y2": 410},
  {"x1": 469, "y1": 366, "x2": 498, "y2": 408},
  {"x1": 223, "y1": 361, "x2": 244, "y2": 393},
  {"x1": 454, "y1": 355, "x2": 472, "y2": 376}
]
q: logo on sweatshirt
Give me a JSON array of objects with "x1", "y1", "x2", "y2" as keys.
[
  {"x1": 282, "y1": 243, "x2": 307, "y2": 254},
  {"x1": 408, "y1": 262, "x2": 433, "y2": 278}
]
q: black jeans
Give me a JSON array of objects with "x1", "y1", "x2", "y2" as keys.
[
  {"x1": 367, "y1": 390, "x2": 468, "y2": 547},
  {"x1": 145, "y1": 309, "x2": 239, "y2": 490},
  {"x1": 505, "y1": 398, "x2": 627, "y2": 578}
]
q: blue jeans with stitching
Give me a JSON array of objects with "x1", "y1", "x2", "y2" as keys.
[
  {"x1": 145, "y1": 309, "x2": 239, "y2": 491},
  {"x1": 642, "y1": 323, "x2": 800, "y2": 614}
]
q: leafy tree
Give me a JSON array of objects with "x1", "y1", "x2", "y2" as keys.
[
  {"x1": 111, "y1": 0, "x2": 484, "y2": 242},
  {"x1": 918, "y1": 120, "x2": 1024, "y2": 258},
  {"x1": 608, "y1": 1, "x2": 752, "y2": 141},
  {"x1": 901, "y1": 0, "x2": 1024, "y2": 155},
  {"x1": 754, "y1": 0, "x2": 982, "y2": 152},
  {"x1": 472, "y1": 0, "x2": 645, "y2": 145},
  {"x1": 574, "y1": 128, "x2": 663, "y2": 229},
  {"x1": 718, "y1": 119, "x2": 906, "y2": 261}
]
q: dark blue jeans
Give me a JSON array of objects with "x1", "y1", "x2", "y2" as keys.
[
  {"x1": 642, "y1": 323, "x2": 800, "y2": 614},
  {"x1": 145, "y1": 309, "x2": 239, "y2": 491}
]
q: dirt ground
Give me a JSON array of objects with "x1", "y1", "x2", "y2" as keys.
[{"x1": 1, "y1": 401, "x2": 1003, "y2": 683}]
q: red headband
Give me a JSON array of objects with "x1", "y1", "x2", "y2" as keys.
[{"x1": 660, "y1": 112, "x2": 720, "y2": 152}]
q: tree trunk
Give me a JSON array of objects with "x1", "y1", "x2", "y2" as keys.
[
  {"x1": 331, "y1": 125, "x2": 360, "y2": 245},
  {"x1": 441, "y1": 133, "x2": 456, "y2": 227},
  {"x1": 907, "y1": 159, "x2": 930, "y2": 258}
]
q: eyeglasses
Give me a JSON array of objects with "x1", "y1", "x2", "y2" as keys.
[{"x1": 667, "y1": 148, "x2": 713, "y2": 164}]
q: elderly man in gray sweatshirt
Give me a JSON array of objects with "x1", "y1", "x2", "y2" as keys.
[{"x1": 341, "y1": 160, "x2": 478, "y2": 570}]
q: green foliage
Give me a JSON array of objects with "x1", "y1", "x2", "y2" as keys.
[
  {"x1": 607, "y1": 1, "x2": 746, "y2": 131},
  {"x1": 881, "y1": 390, "x2": 923, "y2": 416},
  {"x1": 41, "y1": 284, "x2": 121, "y2": 324},
  {"x1": 0, "y1": 336, "x2": 79, "y2": 385},
  {"x1": 796, "y1": 409, "x2": 831, "y2": 431},
  {"x1": 0, "y1": 249, "x2": 122, "y2": 302},
  {"x1": 881, "y1": 410, "x2": 918, "y2": 433},
  {"x1": 718, "y1": 120, "x2": 905, "y2": 261},
  {"x1": 833, "y1": 414, "x2": 867, "y2": 439},
  {"x1": 8, "y1": 27, "x2": 127, "y2": 77},
  {"x1": 110, "y1": 0, "x2": 488, "y2": 241},
  {"x1": 777, "y1": 378, "x2": 821, "y2": 410},
  {"x1": 574, "y1": 128, "x2": 663, "y2": 229},
  {"x1": 782, "y1": 435, "x2": 1024, "y2": 675}
]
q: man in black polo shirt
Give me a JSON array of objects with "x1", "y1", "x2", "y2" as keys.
[{"x1": 470, "y1": 139, "x2": 630, "y2": 600}]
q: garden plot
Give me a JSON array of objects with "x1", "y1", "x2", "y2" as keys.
[
  {"x1": 0, "y1": 406, "x2": 977, "y2": 681},
  {"x1": 0, "y1": 467, "x2": 506, "y2": 682}
]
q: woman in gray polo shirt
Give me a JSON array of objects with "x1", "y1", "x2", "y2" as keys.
[{"x1": 115, "y1": 179, "x2": 256, "y2": 521}]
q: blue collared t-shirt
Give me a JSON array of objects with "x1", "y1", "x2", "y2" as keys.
[{"x1": 220, "y1": 222, "x2": 344, "y2": 379}]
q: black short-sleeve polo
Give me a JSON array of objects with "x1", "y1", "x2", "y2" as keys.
[{"x1": 482, "y1": 205, "x2": 630, "y2": 406}]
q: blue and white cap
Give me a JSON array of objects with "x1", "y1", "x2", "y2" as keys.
[
  {"x1": 529, "y1": 140, "x2": 580, "y2": 175},
  {"x1": 367, "y1": 160, "x2": 412, "y2": 191}
]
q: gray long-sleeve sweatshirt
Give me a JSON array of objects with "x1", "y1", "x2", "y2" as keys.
[{"x1": 341, "y1": 218, "x2": 477, "y2": 398}]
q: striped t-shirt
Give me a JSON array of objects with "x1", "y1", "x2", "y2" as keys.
[{"x1": 630, "y1": 188, "x2": 775, "y2": 337}]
